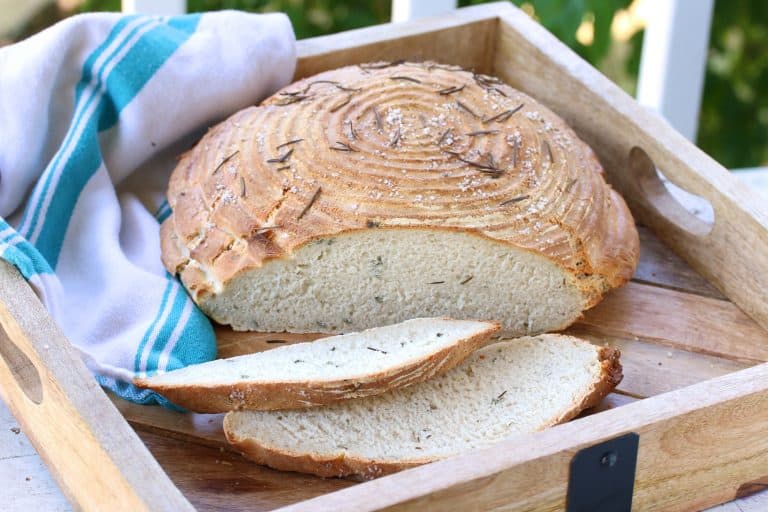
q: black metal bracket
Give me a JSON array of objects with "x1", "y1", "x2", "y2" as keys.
[{"x1": 565, "y1": 432, "x2": 639, "y2": 512}]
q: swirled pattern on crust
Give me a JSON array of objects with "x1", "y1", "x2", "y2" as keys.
[{"x1": 161, "y1": 62, "x2": 639, "y2": 332}]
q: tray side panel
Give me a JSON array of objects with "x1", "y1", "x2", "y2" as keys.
[
  {"x1": 275, "y1": 362, "x2": 768, "y2": 512},
  {"x1": 0, "y1": 262, "x2": 193, "y2": 512},
  {"x1": 295, "y1": 4, "x2": 498, "y2": 79},
  {"x1": 491, "y1": 5, "x2": 768, "y2": 333}
]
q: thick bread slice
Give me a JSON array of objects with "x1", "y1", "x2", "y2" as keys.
[
  {"x1": 162, "y1": 61, "x2": 639, "y2": 335},
  {"x1": 134, "y1": 318, "x2": 499, "y2": 413},
  {"x1": 224, "y1": 334, "x2": 622, "y2": 479}
]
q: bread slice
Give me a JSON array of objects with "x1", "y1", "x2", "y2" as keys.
[
  {"x1": 161, "y1": 61, "x2": 639, "y2": 335},
  {"x1": 134, "y1": 318, "x2": 499, "y2": 413},
  {"x1": 224, "y1": 334, "x2": 622, "y2": 480}
]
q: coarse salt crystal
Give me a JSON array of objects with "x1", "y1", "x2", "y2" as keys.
[
  {"x1": 386, "y1": 108, "x2": 402, "y2": 126},
  {"x1": 221, "y1": 190, "x2": 235, "y2": 204},
  {"x1": 525, "y1": 111, "x2": 541, "y2": 121}
]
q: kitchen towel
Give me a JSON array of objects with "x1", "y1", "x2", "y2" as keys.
[{"x1": 0, "y1": 11, "x2": 296, "y2": 405}]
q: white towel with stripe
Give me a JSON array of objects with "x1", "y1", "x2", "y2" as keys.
[{"x1": 0, "y1": 12, "x2": 296, "y2": 405}]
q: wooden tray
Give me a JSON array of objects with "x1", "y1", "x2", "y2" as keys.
[{"x1": 2, "y1": 3, "x2": 768, "y2": 511}]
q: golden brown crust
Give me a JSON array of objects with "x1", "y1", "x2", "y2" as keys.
[
  {"x1": 223, "y1": 416, "x2": 434, "y2": 480},
  {"x1": 546, "y1": 344, "x2": 623, "y2": 427},
  {"x1": 134, "y1": 321, "x2": 500, "y2": 413},
  {"x1": 163, "y1": 61, "x2": 639, "y2": 315}
]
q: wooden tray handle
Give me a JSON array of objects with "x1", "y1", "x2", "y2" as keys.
[
  {"x1": 495, "y1": 4, "x2": 768, "y2": 332},
  {"x1": 629, "y1": 146, "x2": 714, "y2": 239},
  {"x1": 617, "y1": 121, "x2": 768, "y2": 333},
  {"x1": 0, "y1": 261, "x2": 194, "y2": 512}
]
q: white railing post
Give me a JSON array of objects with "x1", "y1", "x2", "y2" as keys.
[
  {"x1": 636, "y1": 0, "x2": 714, "y2": 141},
  {"x1": 391, "y1": 0, "x2": 458, "y2": 22},
  {"x1": 121, "y1": 0, "x2": 187, "y2": 15}
]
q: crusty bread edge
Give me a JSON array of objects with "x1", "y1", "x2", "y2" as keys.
[
  {"x1": 223, "y1": 335, "x2": 623, "y2": 480},
  {"x1": 541, "y1": 342, "x2": 623, "y2": 428},
  {"x1": 134, "y1": 320, "x2": 500, "y2": 413},
  {"x1": 222, "y1": 419, "x2": 435, "y2": 480}
]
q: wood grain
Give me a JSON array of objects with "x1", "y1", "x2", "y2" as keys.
[
  {"x1": 633, "y1": 225, "x2": 725, "y2": 299},
  {"x1": 576, "y1": 281, "x2": 768, "y2": 362},
  {"x1": 0, "y1": 262, "x2": 193, "y2": 512},
  {"x1": 0, "y1": 398, "x2": 71, "y2": 511},
  {"x1": 137, "y1": 430, "x2": 354, "y2": 512},
  {"x1": 216, "y1": 329, "x2": 322, "y2": 359},
  {"x1": 565, "y1": 328, "x2": 753, "y2": 398},
  {"x1": 112, "y1": 396, "x2": 227, "y2": 449},
  {"x1": 0, "y1": 451, "x2": 71, "y2": 512},
  {"x1": 581, "y1": 392, "x2": 636, "y2": 414}
]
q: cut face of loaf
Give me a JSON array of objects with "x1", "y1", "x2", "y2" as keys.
[
  {"x1": 133, "y1": 318, "x2": 499, "y2": 412},
  {"x1": 203, "y1": 229, "x2": 585, "y2": 333},
  {"x1": 162, "y1": 61, "x2": 639, "y2": 334},
  {"x1": 224, "y1": 334, "x2": 622, "y2": 480}
]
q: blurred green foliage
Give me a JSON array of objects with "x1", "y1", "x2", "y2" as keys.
[
  {"x1": 188, "y1": 0, "x2": 390, "y2": 37},
  {"x1": 79, "y1": 0, "x2": 392, "y2": 37},
  {"x1": 67, "y1": 0, "x2": 768, "y2": 167},
  {"x1": 699, "y1": 0, "x2": 768, "y2": 168},
  {"x1": 463, "y1": 0, "x2": 634, "y2": 65}
]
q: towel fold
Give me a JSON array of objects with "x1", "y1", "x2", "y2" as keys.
[{"x1": 0, "y1": 11, "x2": 296, "y2": 405}]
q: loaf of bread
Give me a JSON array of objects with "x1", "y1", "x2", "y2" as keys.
[
  {"x1": 133, "y1": 318, "x2": 498, "y2": 412},
  {"x1": 161, "y1": 61, "x2": 639, "y2": 334},
  {"x1": 224, "y1": 334, "x2": 622, "y2": 479}
]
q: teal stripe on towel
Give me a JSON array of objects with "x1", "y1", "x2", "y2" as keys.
[
  {"x1": 134, "y1": 277, "x2": 174, "y2": 373},
  {"x1": 35, "y1": 17, "x2": 201, "y2": 267},
  {"x1": 96, "y1": 375, "x2": 185, "y2": 410},
  {"x1": 16, "y1": 16, "x2": 148, "y2": 240},
  {"x1": 0, "y1": 220, "x2": 53, "y2": 277},
  {"x1": 165, "y1": 303, "x2": 217, "y2": 372},
  {"x1": 1, "y1": 14, "x2": 214, "y2": 409},
  {"x1": 143, "y1": 281, "x2": 189, "y2": 374},
  {"x1": 155, "y1": 200, "x2": 171, "y2": 223}
]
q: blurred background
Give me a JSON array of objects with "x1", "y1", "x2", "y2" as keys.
[{"x1": 1, "y1": 0, "x2": 766, "y2": 171}]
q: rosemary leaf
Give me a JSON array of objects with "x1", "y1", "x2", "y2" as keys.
[
  {"x1": 438, "y1": 84, "x2": 465, "y2": 95},
  {"x1": 390, "y1": 75, "x2": 422, "y2": 84},
  {"x1": 297, "y1": 187, "x2": 322, "y2": 220},
  {"x1": 499, "y1": 195, "x2": 530, "y2": 206},
  {"x1": 456, "y1": 100, "x2": 479, "y2": 118},
  {"x1": 466, "y1": 129, "x2": 500, "y2": 137},
  {"x1": 267, "y1": 148, "x2": 294, "y2": 163},
  {"x1": 213, "y1": 150, "x2": 239, "y2": 174},
  {"x1": 276, "y1": 139, "x2": 304, "y2": 150}
]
